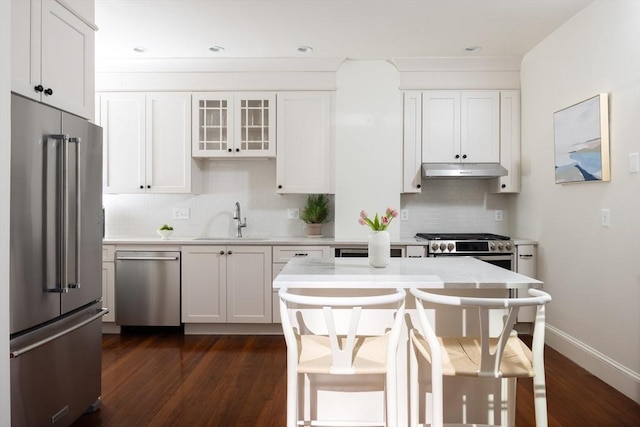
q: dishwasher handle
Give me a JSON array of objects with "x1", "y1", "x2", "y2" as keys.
[{"x1": 117, "y1": 256, "x2": 179, "y2": 261}]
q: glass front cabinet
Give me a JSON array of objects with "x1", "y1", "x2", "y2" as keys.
[{"x1": 192, "y1": 92, "x2": 276, "y2": 158}]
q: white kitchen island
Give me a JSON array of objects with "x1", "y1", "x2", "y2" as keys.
[{"x1": 273, "y1": 257, "x2": 543, "y2": 427}]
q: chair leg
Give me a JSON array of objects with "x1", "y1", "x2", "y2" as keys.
[
  {"x1": 533, "y1": 371, "x2": 549, "y2": 427},
  {"x1": 409, "y1": 342, "x2": 419, "y2": 427},
  {"x1": 386, "y1": 369, "x2": 398, "y2": 427},
  {"x1": 431, "y1": 365, "x2": 444, "y2": 427},
  {"x1": 286, "y1": 366, "x2": 298, "y2": 427},
  {"x1": 506, "y1": 377, "x2": 517, "y2": 427}
]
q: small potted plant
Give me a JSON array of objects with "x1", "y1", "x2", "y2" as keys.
[
  {"x1": 157, "y1": 224, "x2": 174, "y2": 240},
  {"x1": 300, "y1": 194, "x2": 330, "y2": 237}
]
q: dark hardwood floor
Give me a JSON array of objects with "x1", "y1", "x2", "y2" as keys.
[{"x1": 71, "y1": 331, "x2": 639, "y2": 427}]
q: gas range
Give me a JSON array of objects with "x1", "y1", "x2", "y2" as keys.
[{"x1": 415, "y1": 233, "x2": 514, "y2": 255}]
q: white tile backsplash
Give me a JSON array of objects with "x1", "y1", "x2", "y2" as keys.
[
  {"x1": 103, "y1": 160, "x2": 335, "y2": 239},
  {"x1": 104, "y1": 161, "x2": 510, "y2": 240},
  {"x1": 400, "y1": 179, "x2": 512, "y2": 239}
]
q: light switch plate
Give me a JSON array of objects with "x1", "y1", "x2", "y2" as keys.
[
  {"x1": 601, "y1": 209, "x2": 610, "y2": 227},
  {"x1": 173, "y1": 208, "x2": 190, "y2": 220},
  {"x1": 494, "y1": 210, "x2": 503, "y2": 221},
  {"x1": 629, "y1": 152, "x2": 639, "y2": 173}
]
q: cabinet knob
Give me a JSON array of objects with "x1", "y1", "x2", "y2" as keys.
[
  {"x1": 227, "y1": 250, "x2": 232, "y2": 255},
  {"x1": 34, "y1": 84, "x2": 44, "y2": 93},
  {"x1": 462, "y1": 154, "x2": 467, "y2": 159},
  {"x1": 277, "y1": 185, "x2": 282, "y2": 189},
  {"x1": 235, "y1": 148, "x2": 240, "y2": 152},
  {"x1": 139, "y1": 185, "x2": 144, "y2": 189},
  {"x1": 501, "y1": 184, "x2": 506, "y2": 189},
  {"x1": 147, "y1": 185, "x2": 151, "y2": 189},
  {"x1": 455, "y1": 154, "x2": 460, "y2": 159},
  {"x1": 44, "y1": 88, "x2": 53, "y2": 96},
  {"x1": 228, "y1": 148, "x2": 232, "y2": 152},
  {"x1": 416, "y1": 184, "x2": 421, "y2": 189},
  {"x1": 219, "y1": 251, "x2": 225, "y2": 255}
]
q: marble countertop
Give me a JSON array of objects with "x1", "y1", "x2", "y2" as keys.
[
  {"x1": 102, "y1": 236, "x2": 427, "y2": 246},
  {"x1": 272, "y1": 257, "x2": 543, "y2": 290}
]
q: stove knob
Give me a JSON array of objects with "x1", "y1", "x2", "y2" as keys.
[
  {"x1": 447, "y1": 243, "x2": 454, "y2": 251},
  {"x1": 489, "y1": 242, "x2": 496, "y2": 251},
  {"x1": 439, "y1": 243, "x2": 447, "y2": 251},
  {"x1": 497, "y1": 242, "x2": 504, "y2": 251},
  {"x1": 505, "y1": 242, "x2": 512, "y2": 251},
  {"x1": 431, "y1": 243, "x2": 439, "y2": 252}
]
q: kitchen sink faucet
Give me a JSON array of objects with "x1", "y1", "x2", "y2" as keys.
[{"x1": 233, "y1": 202, "x2": 247, "y2": 237}]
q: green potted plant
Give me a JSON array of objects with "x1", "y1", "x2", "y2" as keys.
[{"x1": 300, "y1": 194, "x2": 330, "y2": 236}]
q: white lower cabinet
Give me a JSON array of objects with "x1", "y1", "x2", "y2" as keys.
[
  {"x1": 271, "y1": 245, "x2": 330, "y2": 323},
  {"x1": 101, "y1": 245, "x2": 115, "y2": 323},
  {"x1": 515, "y1": 243, "x2": 537, "y2": 322},
  {"x1": 182, "y1": 246, "x2": 272, "y2": 324}
]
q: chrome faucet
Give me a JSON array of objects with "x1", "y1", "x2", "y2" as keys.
[{"x1": 233, "y1": 202, "x2": 247, "y2": 237}]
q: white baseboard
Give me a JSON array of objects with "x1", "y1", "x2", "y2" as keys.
[{"x1": 546, "y1": 324, "x2": 640, "y2": 403}]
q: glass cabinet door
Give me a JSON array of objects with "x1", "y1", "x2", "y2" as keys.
[
  {"x1": 192, "y1": 93, "x2": 234, "y2": 157},
  {"x1": 235, "y1": 93, "x2": 276, "y2": 157}
]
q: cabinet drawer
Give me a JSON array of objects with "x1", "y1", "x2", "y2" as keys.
[
  {"x1": 102, "y1": 245, "x2": 115, "y2": 262},
  {"x1": 272, "y1": 246, "x2": 330, "y2": 263}
]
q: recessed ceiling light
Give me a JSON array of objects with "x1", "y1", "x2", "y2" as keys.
[
  {"x1": 208, "y1": 46, "x2": 225, "y2": 53},
  {"x1": 133, "y1": 46, "x2": 148, "y2": 53},
  {"x1": 464, "y1": 46, "x2": 482, "y2": 52},
  {"x1": 297, "y1": 46, "x2": 313, "y2": 53}
]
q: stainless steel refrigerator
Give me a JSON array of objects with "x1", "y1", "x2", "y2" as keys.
[{"x1": 9, "y1": 93, "x2": 108, "y2": 426}]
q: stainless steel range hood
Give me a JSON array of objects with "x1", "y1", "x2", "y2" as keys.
[{"x1": 421, "y1": 163, "x2": 508, "y2": 179}]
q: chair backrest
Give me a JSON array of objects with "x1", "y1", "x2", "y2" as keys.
[
  {"x1": 410, "y1": 287, "x2": 552, "y2": 378},
  {"x1": 279, "y1": 287, "x2": 406, "y2": 374}
]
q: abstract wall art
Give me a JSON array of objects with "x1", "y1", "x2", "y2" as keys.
[{"x1": 553, "y1": 93, "x2": 610, "y2": 183}]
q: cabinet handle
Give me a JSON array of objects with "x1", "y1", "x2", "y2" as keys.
[
  {"x1": 519, "y1": 254, "x2": 533, "y2": 259},
  {"x1": 294, "y1": 253, "x2": 308, "y2": 257},
  {"x1": 455, "y1": 154, "x2": 460, "y2": 159},
  {"x1": 219, "y1": 251, "x2": 225, "y2": 255},
  {"x1": 34, "y1": 84, "x2": 44, "y2": 93},
  {"x1": 462, "y1": 154, "x2": 467, "y2": 159},
  {"x1": 44, "y1": 88, "x2": 53, "y2": 96},
  {"x1": 227, "y1": 250, "x2": 232, "y2": 255}
]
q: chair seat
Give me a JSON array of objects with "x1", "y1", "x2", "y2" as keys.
[
  {"x1": 411, "y1": 333, "x2": 535, "y2": 378},
  {"x1": 298, "y1": 333, "x2": 390, "y2": 375}
]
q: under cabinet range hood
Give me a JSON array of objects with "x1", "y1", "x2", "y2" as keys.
[{"x1": 421, "y1": 163, "x2": 508, "y2": 179}]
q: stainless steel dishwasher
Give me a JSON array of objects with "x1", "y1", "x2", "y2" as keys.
[{"x1": 115, "y1": 251, "x2": 181, "y2": 326}]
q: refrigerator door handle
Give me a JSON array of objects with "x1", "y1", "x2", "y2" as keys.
[
  {"x1": 68, "y1": 136, "x2": 82, "y2": 290},
  {"x1": 46, "y1": 134, "x2": 69, "y2": 294},
  {"x1": 9, "y1": 308, "x2": 109, "y2": 359}
]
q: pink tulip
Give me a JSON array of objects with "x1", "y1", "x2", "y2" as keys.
[
  {"x1": 360, "y1": 210, "x2": 368, "y2": 219},
  {"x1": 382, "y1": 216, "x2": 390, "y2": 225},
  {"x1": 358, "y1": 218, "x2": 366, "y2": 226}
]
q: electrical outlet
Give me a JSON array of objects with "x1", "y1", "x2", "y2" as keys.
[
  {"x1": 601, "y1": 209, "x2": 611, "y2": 227},
  {"x1": 172, "y1": 208, "x2": 190, "y2": 220},
  {"x1": 401, "y1": 209, "x2": 409, "y2": 221},
  {"x1": 287, "y1": 208, "x2": 299, "y2": 220},
  {"x1": 494, "y1": 210, "x2": 503, "y2": 221},
  {"x1": 629, "y1": 152, "x2": 639, "y2": 173}
]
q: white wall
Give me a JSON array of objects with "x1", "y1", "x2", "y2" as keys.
[
  {"x1": 0, "y1": 0, "x2": 12, "y2": 422},
  {"x1": 334, "y1": 60, "x2": 403, "y2": 239},
  {"x1": 517, "y1": 1, "x2": 640, "y2": 401}
]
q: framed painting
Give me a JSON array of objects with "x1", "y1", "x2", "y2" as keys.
[{"x1": 553, "y1": 93, "x2": 610, "y2": 183}]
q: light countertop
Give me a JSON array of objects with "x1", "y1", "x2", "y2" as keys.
[
  {"x1": 102, "y1": 236, "x2": 427, "y2": 246},
  {"x1": 272, "y1": 257, "x2": 543, "y2": 290}
]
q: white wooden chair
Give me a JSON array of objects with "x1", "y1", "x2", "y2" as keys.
[
  {"x1": 279, "y1": 287, "x2": 406, "y2": 427},
  {"x1": 409, "y1": 288, "x2": 552, "y2": 427}
]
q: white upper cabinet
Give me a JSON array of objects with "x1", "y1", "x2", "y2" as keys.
[
  {"x1": 422, "y1": 90, "x2": 500, "y2": 164},
  {"x1": 402, "y1": 91, "x2": 422, "y2": 193},
  {"x1": 276, "y1": 92, "x2": 334, "y2": 194},
  {"x1": 491, "y1": 91, "x2": 521, "y2": 193},
  {"x1": 11, "y1": 0, "x2": 96, "y2": 119},
  {"x1": 100, "y1": 92, "x2": 196, "y2": 194},
  {"x1": 192, "y1": 92, "x2": 275, "y2": 158}
]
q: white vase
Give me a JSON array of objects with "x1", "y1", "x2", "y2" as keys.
[{"x1": 368, "y1": 230, "x2": 390, "y2": 268}]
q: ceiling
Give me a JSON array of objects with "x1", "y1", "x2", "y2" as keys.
[{"x1": 95, "y1": 0, "x2": 592, "y2": 61}]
